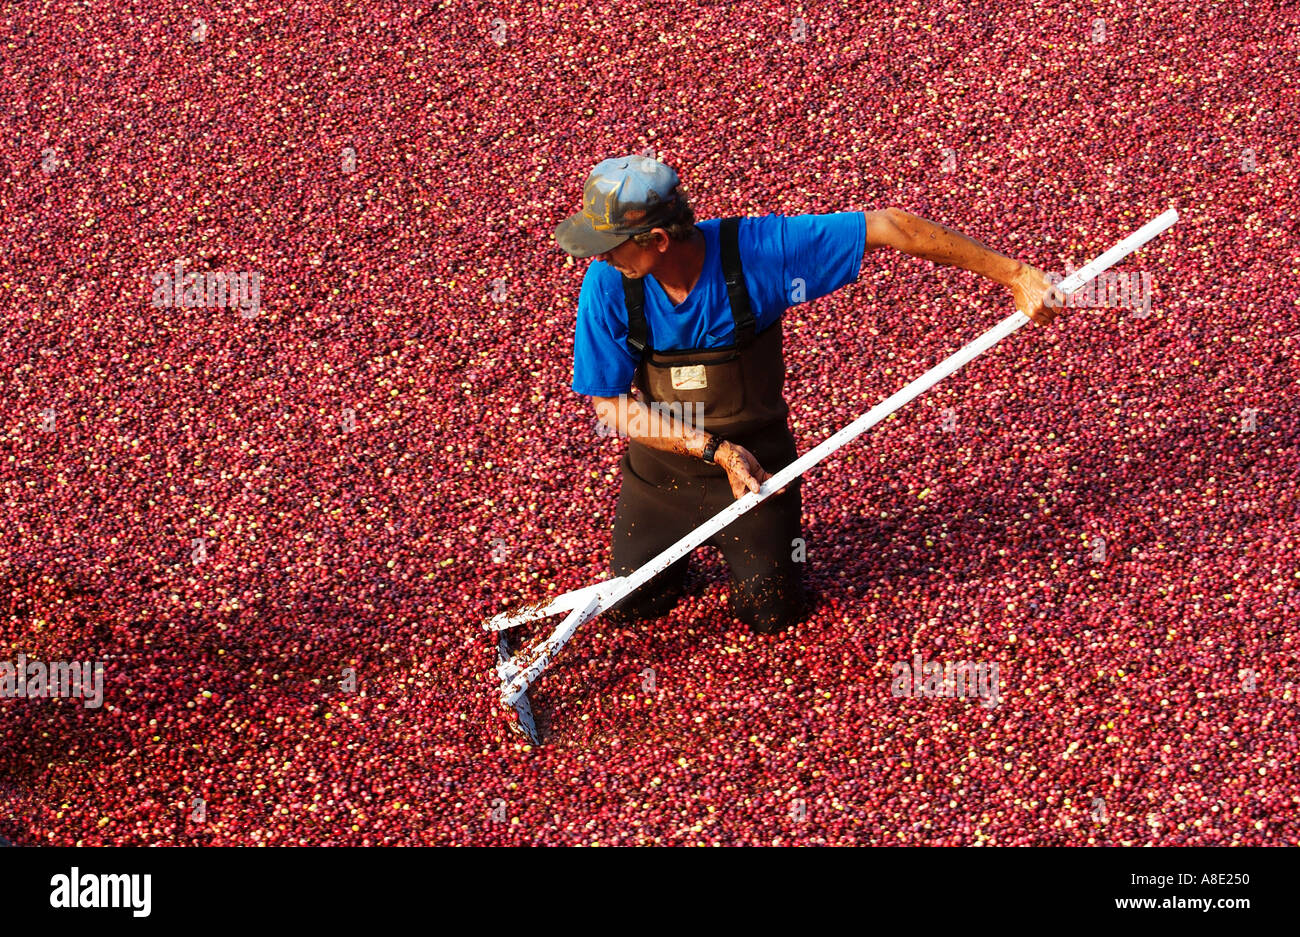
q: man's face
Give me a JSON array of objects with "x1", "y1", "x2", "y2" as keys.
[{"x1": 595, "y1": 232, "x2": 663, "y2": 278}]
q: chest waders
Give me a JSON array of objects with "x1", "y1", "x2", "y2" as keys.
[{"x1": 608, "y1": 217, "x2": 809, "y2": 634}]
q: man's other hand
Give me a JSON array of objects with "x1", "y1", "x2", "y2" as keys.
[
  {"x1": 716, "y1": 442, "x2": 785, "y2": 501},
  {"x1": 1010, "y1": 263, "x2": 1068, "y2": 326}
]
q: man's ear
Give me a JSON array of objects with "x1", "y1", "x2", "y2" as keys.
[{"x1": 649, "y1": 228, "x2": 671, "y2": 252}]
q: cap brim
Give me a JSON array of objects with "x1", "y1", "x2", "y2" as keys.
[{"x1": 554, "y1": 212, "x2": 630, "y2": 259}]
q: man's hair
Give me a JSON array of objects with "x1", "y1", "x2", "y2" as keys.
[{"x1": 630, "y1": 190, "x2": 696, "y2": 247}]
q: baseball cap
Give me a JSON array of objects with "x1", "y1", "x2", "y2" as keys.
[{"x1": 554, "y1": 155, "x2": 682, "y2": 258}]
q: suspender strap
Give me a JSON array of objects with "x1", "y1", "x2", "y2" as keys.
[
  {"x1": 622, "y1": 275, "x2": 650, "y2": 357},
  {"x1": 620, "y1": 217, "x2": 756, "y2": 357},
  {"x1": 718, "y1": 217, "x2": 756, "y2": 348}
]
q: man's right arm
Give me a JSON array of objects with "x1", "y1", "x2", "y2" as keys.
[
  {"x1": 592, "y1": 394, "x2": 710, "y2": 461},
  {"x1": 592, "y1": 394, "x2": 777, "y2": 500}
]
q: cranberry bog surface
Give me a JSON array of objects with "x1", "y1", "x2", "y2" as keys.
[{"x1": 1, "y1": 1, "x2": 1297, "y2": 846}]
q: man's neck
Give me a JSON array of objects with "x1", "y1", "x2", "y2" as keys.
[{"x1": 651, "y1": 227, "x2": 706, "y2": 302}]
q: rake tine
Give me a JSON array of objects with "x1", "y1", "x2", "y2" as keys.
[
  {"x1": 500, "y1": 594, "x2": 604, "y2": 707},
  {"x1": 496, "y1": 633, "x2": 540, "y2": 744}
]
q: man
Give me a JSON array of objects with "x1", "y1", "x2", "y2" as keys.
[{"x1": 556, "y1": 155, "x2": 1062, "y2": 635}]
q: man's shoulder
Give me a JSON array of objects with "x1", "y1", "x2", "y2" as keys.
[
  {"x1": 736, "y1": 213, "x2": 785, "y2": 245},
  {"x1": 738, "y1": 211, "x2": 864, "y2": 256},
  {"x1": 703, "y1": 215, "x2": 779, "y2": 233},
  {"x1": 700, "y1": 215, "x2": 782, "y2": 258},
  {"x1": 579, "y1": 260, "x2": 624, "y2": 308},
  {"x1": 581, "y1": 259, "x2": 618, "y2": 289}
]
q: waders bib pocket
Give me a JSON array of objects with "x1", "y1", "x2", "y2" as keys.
[{"x1": 642, "y1": 348, "x2": 745, "y2": 421}]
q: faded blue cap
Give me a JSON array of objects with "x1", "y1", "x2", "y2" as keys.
[{"x1": 554, "y1": 155, "x2": 682, "y2": 258}]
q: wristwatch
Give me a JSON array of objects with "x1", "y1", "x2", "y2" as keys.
[{"x1": 701, "y1": 434, "x2": 724, "y2": 464}]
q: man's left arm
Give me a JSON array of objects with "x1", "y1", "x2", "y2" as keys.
[{"x1": 862, "y1": 208, "x2": 1064, "y2": 325}]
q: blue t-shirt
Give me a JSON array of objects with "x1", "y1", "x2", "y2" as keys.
[{"x1": 571, "y1": 212, "x2": 867, "y2": 397}]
